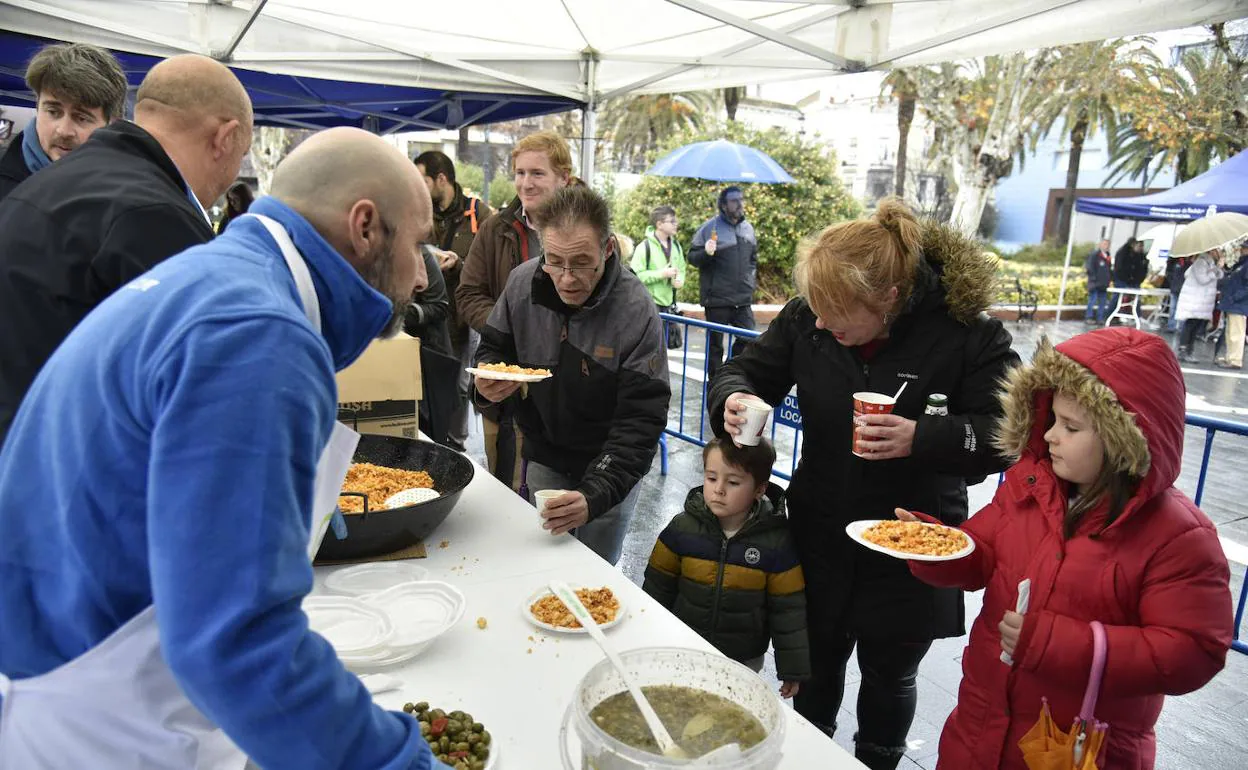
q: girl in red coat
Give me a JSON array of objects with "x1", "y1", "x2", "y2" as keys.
[{"x1": 900, "y1": 327, "x2": 1232, "y2": 769}]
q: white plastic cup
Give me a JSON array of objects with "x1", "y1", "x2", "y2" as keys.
[
  {"x1": 535, "y1": 489, "x2": 569, "y2": 516},
  {"x1": 734, "y1": 396, "x2": 773, "y2": 446}
]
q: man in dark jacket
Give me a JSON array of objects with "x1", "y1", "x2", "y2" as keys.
[
  {"x1": 0, "y1": 55, "x2": 253, "y2": 445},
  {"x1": 0, "y1": 42, "x2": 128, "y2": 202},
  {"x1": 458, "y1": 131, "x2": 571, "y2": 485},
  {"x1": 1113, "y1": 237, "x2": 1148, "y2": 289},
  {"x1": 415, "y1": 150, "x2": 492, "y2": 451},
  {"x1": 474, "y1": 186, "x2": 669, "y2": 565},
  {"x1": 689, "y1": 186, "x2": 758, "y2": 378},
  {"x1": 1084, "y1": 239, "x2": 1112, "y2": 323}
]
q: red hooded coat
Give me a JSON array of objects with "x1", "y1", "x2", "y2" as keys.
[{"x1": 911, "y1": 328, "x2": 1232, "y2": 769}]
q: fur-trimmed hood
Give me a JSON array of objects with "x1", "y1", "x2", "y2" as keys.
[
  {"x1": 906, "y1": 221, "x2": 999, "y2": 325},
  {"x1": 993, "y1": 328, "x2": 1186, "y2": 518}
]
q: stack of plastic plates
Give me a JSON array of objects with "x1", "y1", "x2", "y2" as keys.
[
  {"x1": 309, "y1": 563, "x2": 464, "y2": 670},
  {"x1": 324, "y1": 562, "x2": 429, "y2": 596}
]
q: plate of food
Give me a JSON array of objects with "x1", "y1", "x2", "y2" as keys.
[
  {"x1": 522, "y1": 585, "x2": 625, "y2": 633},
  {"x1": 845, "y1": 519, "x2": 974, "y2": 562},
  {"x1": 400, "y1": 701, "x2": 496, "y2": 770},
  {"x1": 466, "y1": 362, "x2": 553, "y2": 382}
]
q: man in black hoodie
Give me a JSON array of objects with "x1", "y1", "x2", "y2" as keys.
[
  {"x1": 0, "y1": 54, "x2": 253, "y2": 446},
  {"x1": 0, "y1": 42, "x2": 128, "y2": 202},
  {"x1": 689, "y1": 186, "x2": 759, "y2": 379}
]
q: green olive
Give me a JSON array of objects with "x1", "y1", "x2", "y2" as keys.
[
  {"x1": 453, "y1": 741, "x2": 468, "y2": 752},
  {"x1": 447, "y1": 719, "x2": 463, "y2": 734},
  {"x1": 431, "y1": 708, "x2": 447, "y2": 720},
  {"x1": 481, "y1": 730, "x2": 491, "y2": 746},
  {"x1": 415, "y1": 702, "x2": 429, "y2": 713},
  {"x1": 472, "y1": 742, "x2": 488, "y2": 759},
  {"x1": 471, "y1": 760, "x2": 485, "y2": 770},
  {"x1": 460, "y1": 712, "x2": 474, "y2": 725},
  {"x1": 403, "y1": 702, "x2": 415, "y2": 713},
  {"x1": 471, "y1": 722, "x2": 484, "y2": 733},
  {"x1": 419, "y1": 722, "x2": 430, "y2": 737},
  {"x1": 467, "y1": 733, "x2": 480, "y2": 746}
]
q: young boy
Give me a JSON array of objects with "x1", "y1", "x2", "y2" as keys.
[{"x1": 642, "y1": 437, "x2": 810, "y2": 698}]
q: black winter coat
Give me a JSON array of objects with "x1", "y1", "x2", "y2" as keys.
[
  {"x1": 709, "y1": 224, "x2": 1019, "y2": 641},
  {"x1": 0, "y1": 134, "x2": 31, "y2": 204},
  {"x1": 0, "y1": 121, "x2": 214, "y2": 445}
]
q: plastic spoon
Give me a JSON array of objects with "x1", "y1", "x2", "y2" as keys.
[
  {"x1": 548, "y1": 580, "x2": 688, "y2": 760},
  {"x1": 893, "y1": 381, "x2": 908, "y2": 402}
]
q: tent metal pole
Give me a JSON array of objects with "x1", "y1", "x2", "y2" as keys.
[
  {"x1": 1056, "y1": 210, "x2": 1078, "y2": 322},
  {"x1": 219, "y1": 0, "x2": 269, "y2": 61},
  {"x1": 580, "y1": 52, "x2": 597, "y2": 183}
]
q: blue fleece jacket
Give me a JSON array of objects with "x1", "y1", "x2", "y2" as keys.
[{"x1": 0, "y1": 196, "x2": 437, "y2": 770}]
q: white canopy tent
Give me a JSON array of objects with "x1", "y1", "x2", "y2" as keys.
[{"x1": 2, "y1": 0, "x2": 1243, "y2": 178}]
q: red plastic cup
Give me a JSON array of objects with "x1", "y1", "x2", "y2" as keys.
[{"x1": 852, "y1": 391, "x2": 896, "y2": 456}]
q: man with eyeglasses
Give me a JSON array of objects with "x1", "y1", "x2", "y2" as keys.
[
  {"x1": 689, "y1": 185, "x2": 759, "y2": 379},
  {"x1": 474, "y1": 186, "x2": 670, "y2": 565}
]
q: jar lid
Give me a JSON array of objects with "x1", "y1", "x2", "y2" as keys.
[{"x1": 927, "y1": 393, "x2": 949, "y2": 404}]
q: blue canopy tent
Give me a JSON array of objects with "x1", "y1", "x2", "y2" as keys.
[
  {"x1": 1056, "y1": 151, "x2": 1248, "y2": 319},
  {"x1": 0, "y1": 31, "x2": 578, "y2": 134}
]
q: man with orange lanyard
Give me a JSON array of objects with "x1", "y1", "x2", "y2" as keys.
[
  {"x1": 456, "y1": 130, "x2": 571, "y2": 487},
  {"x1": 414, "y1": 151, "x2": 493, "y2": 452}
]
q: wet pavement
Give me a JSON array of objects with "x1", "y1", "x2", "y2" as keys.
[{"x1": 462, "y1": 317, "x2": 1248, "y2": 769}]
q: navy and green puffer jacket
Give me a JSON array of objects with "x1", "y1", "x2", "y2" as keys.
[{"x1": 643, "y1": 484, "x2": 810, "y2": 681}]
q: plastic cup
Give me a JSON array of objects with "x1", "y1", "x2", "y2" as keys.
[
  {"x1": 535, "y1": 489, "x2": 569, "y2": 517},
  {"x1": 734, "y1": 396, "x2": 773, "y2": 446},
  {"x1": 852, "y1": 391, "x2": 896, "y2": 456}
]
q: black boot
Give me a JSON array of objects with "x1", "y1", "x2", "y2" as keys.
[{"x1": 854, "y1": 734, "x2": 908, "y2": 770}]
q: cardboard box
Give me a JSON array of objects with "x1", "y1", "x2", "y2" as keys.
[{"x1": 336, "y1": 333, "x2": 423, "y2": 438}]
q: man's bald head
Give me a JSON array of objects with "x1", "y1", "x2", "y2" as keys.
[
  {"x1": 272, "y1": 127, "x2": 432, "y2": 336},
  {"x1": 133, "y1": 54, "x2": 253, "y2": 208},
  {"x1": 271, "y1": 127, "x2": 428, "y2": 241},
  {"x1": 135, "y1": 54, "x2": 252, "y2": 130}
]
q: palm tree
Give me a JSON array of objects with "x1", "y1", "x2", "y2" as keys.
[
  {"x1": 881, "y1": 69, "x2": 919, "y2": 198},
  {"x1": 1037, "y1": 39, "x2": 1157, "y2": 244},
  {"x1": 1108, "y1": 41, "x2": 1248, "y2": 186},
  {"x1": 598, "y1": 91, "x2": 718, "y2": 172},
  {"x1": 724, "y1": 87, "x2": 744, "y2": 122}
]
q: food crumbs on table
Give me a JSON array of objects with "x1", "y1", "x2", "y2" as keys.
[
  {"x1": 527, "y1": 635, "x2": 535, "y2": 642},
  {"x1": 527, "y1": 648, "x2": 533, "y2": 654},
  {"x1": 439, "y1": 540, "x2": 451, "y2": 549},
  {"x1": 476, "y1": 617, "x2": 488, "y2": 629}
]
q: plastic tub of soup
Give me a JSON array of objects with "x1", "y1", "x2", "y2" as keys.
[{"x1": 559, "y1": 647, "x2": 785, "y2": 769}]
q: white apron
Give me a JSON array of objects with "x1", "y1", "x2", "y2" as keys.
[{"x1": 0, "y1": 214, "x2": 360, "y2": 770}]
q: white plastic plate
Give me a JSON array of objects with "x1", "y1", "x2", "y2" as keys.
[
  {"x1": 323, "y1": 562, "x2": 430, "y2": 597},
  {"x1": 845, "y1": 519, "x2": 975, "y2": 562},
  {"x1": 304, "y1": 596, "x2": 395, "y2": 656},
  {"x1": 521, "y1": 587, "x2": 626, "y2": 634},
  {"x1": 362, "y1": 581, "x2": 466, "y2": 649},
  {"x1": 465, "y1": 366, "x2": 552, "y2": 383},
  {"x1": 385, "y1": 487, "x2": 440, "y2": 507}
]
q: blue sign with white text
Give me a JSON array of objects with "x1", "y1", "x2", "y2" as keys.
[{"x1": 774, "y1": 392, "x2": 802, "y2": 429}]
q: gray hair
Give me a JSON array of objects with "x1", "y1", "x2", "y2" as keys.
[
  {"x1": 26, "y1": 43, "x2": 129, "y2": 122},
  {"x1": 529, "y1": 185, "x2": 612, "y2": 250}
]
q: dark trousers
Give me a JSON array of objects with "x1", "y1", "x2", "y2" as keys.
[
  {"x1": 704, "y1": 305, "x2": 756, "y2": 380},
  {"x1": 1179, "y1": 318, "x2": 1208, "y2": 354},
  {"x1": 1085, "y1": 287, "x2": 1109, "y2": 321},
  {"x1": 795, "y1": 632, "x2": 932, "y2": 770}
]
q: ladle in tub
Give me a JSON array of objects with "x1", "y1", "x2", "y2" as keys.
[{"x1": 548, "y1": 580, "x2": 689, "y2": 760}]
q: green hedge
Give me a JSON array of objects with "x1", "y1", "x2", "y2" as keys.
[{"x1": 615, "y1": 123, "x2": 861, "y2": 305}]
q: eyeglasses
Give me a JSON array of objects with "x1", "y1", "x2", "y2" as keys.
[{"x1": 540, "y1": 256, "x2": 601, "y2": 277}]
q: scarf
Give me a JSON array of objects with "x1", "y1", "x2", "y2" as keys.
[{"x1": 20, "y1": 121, "x2": 52, "y2": 175}]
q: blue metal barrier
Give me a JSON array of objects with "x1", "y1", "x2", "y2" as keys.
[
  {"x1": 1185, "y1": 413, "x2": 1248, "y2": 656},
  {"x1": 657, "y1": 312, "x2": 1248, "y2": 656},
  {"x1": 658, "y1": 313, "x2": 802, "y2": 480}
]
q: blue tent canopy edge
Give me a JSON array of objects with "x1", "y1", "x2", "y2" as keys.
[
  {"x1": 0, "y1": 31, "x2": 579, "y2": 133},
  {"x1": 1075, "y1": 151, "x2": 1248, "y2": 222}
]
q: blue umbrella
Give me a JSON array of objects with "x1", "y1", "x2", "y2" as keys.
[{"x1": 645, "y1": 139, "x2": 795, "y2": 184}]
